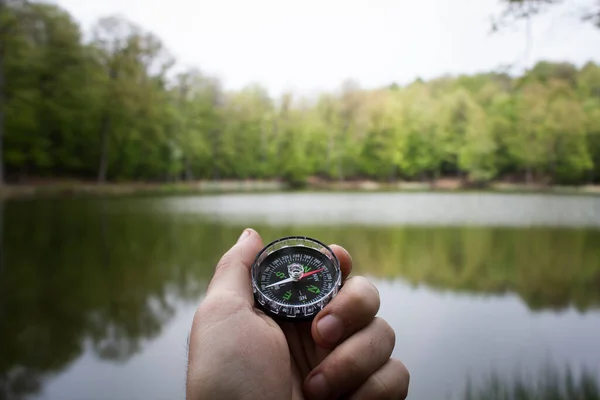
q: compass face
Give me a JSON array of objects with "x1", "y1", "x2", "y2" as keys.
[{"x1": 251, "y1": 237, "x2": 342, "y2": 320}]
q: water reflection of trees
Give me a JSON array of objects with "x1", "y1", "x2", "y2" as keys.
[
  {"x1": 0, "y1": 199, "x2": 229, "y2": 399},
  {"x1": 2, "y1": 199, "x2": 600, "y2": 398},
  {"x1": 274, "y1": 225, "x2": 600, "y2": 312}
]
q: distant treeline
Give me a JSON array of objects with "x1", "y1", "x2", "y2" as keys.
[{"x1": 2, "y1": 1, "x2": 600, "y2": 186}]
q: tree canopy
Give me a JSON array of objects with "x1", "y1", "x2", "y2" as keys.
[
  {"x1": 496, "y1": 0, "x2": 600, "y2": 30},
  {"x1": 1, "y1": 1, "x2": 600, "y2": 187}
]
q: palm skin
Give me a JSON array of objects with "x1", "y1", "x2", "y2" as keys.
[{"x1": 188, "y1": 292, "x2": 324, "y2": 399}]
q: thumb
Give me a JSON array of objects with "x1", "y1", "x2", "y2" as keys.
[{"x1": 206, "y1": 228, "x2": 264, "y2": 303}]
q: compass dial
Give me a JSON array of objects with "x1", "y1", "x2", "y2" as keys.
[{"x1": 251, "y1": 237, "x2": 342, "y2": 321}]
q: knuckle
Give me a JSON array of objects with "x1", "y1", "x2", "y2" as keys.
[
  {"x1": 338, "y1": 351, "x2": 365, "y2": 377},
  {"x1": 364, "y1": 359, "x2": 410, "y2": 400},
  {"x1": 192, "y1": 301, "x2": 212, "y2": 330},
  {"x1": 193, "y1": 297, "x2": 220, "y2": 326},
  {"x1": 319, "y1": 346, "x2": 365, "y2": 380},
  {"x1": 212, "y1": 251, "x2": 246, "y2": 283},
  {"x1": 215, "y1": 251, "x2": 235, "y2": 273},
  {"x1": 370, "y1": 373, "x2": 393, "y2": 398},
  {"x1": 195, "y1": 296, "x2": 220, "y2": 317}
]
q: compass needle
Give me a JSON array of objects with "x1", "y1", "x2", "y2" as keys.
[
  {"x1": 263, "y1": 276, "x2": 295, "y2": 289},
  {"x1": 251, "y1": 236, "x2": 342, "y2": 321},
  {"x1": 299, "y1": 268, "x2": 325, "y2": 279}
]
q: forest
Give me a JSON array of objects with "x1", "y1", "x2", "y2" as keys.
[{"x1": 1, "y1": 0, "x2": 600, "y2": 187}]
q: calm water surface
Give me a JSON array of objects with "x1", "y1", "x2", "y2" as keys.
[{"x1": 1, "y1": 192, "x2": 600, "y2": 400}]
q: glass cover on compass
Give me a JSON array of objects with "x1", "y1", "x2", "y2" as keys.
[{"x1": 251, "y1": 236, "x2": 342, "y2": 321}]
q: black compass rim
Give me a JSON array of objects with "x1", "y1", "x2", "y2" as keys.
[
  {"x1": 251, "y1": 235, "x2": 341, "y2": 273},
  {"x1": 250, "y1": 236, "x2": 342, "y2": 321}
]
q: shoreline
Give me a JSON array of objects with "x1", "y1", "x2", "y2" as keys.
[{"x1": 2, "y1": 178, "x2": 600, "y2": 200}]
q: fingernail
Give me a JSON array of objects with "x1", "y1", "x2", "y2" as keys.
[
  {"x1": 317, "y1": 314, "x2": 343, "y2": 345},
  {"x1": 306, "y1": 373, "x2": 331, "y2": 400},
  {"x1": 237, "y1": 229, "x2": 250, "y2": 243}
]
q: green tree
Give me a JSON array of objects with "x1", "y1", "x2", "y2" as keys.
[
  {"x1": 1, "y1": 2, "x2": 91, "y2": 180},
  {"x1": 360, "y1": 90, "x2": 403, "y2": 180},
  {"x1": 169, "y1": 69, "x2": 220, "y2": 180},
  {"x1": 330, "y1": 80, "x2": 364, "y2": 180},
  {"x1": 458, "y1": 105, "x2": 497, "y2": 184},
  {"x1": 545, "y1": 92, "x2": 592, "y2": 183},
  {"x1": 437, "y1": 89, "x2": 493, "y2": 182},
  {"x1": 277, "y1": 101, "x2": 313, "y2": 187},
  {"x1": 584, "y1": 98, "x2": 600, "y2": 183},
  {"x1": 221, "y1": 84, "x2": 272, "y2": 179},
  {"x1": 90, "y1": 16, "x2": 174, "y2": 182},
  {"x1": 577, "y1": 62, "x2": 600, "y2": 99},
  {"x1": 1, "y1": 1, "x2": 600, "y2": 187},
  {"x1": 398, "y1": 83, "x2": 446, "y2": 182}
]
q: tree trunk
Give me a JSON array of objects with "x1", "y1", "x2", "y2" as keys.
[
  {"x1": 389, "y1": 165, "x2": 396, "y2": 182},
  {"x1": 271, "y1": 118, "x2": 279, "y2": 178},
  {"x1": 457, "y1": 169, "x2": 465, "y2": 186},
  {"x1": 210, "y1": 87, "x2": 222, "y2": 181},
  {"x1": 18, "y1": 164, "x2": 27, "y2": 183},
  {"x1": 0, "y1": 0, "x2": 5, "y2": 188},
  {"x1": 0, "y1": 5, "x2": 5, "y2": 333},
  {"x1": 327, "y1": 128, "x2": 333, "y2": 177},
  {"x1": 178, "y1": 82, "x2": 189, "y2": 181},
  {"x1": 260, "y1": 119, "x2": 267, "y2": 174},
  {"x1": 0, "y1": 201, "x2": 4, "y2": 337},
  {"x1": 184, "y1": 158, "x2": 193, "y2": 181},
  {"x1": 0, "y1": 200, "x2": 4, "y2": 278},
  {"x1": 98, "y1": 67, "x2": 118, "y2": 184},
  {"x1": 211, "y1": 128, "x2": 220, "y2": 181},
  {"x1": 97, "y1": 114, "x2": 110, "y2": 183},
  {"x1": 433, "y1": 168, "x2": 441, "y2": 187},
  {"x1": 525, "y1": 166, "x2": 533, "y2": 185},
  {"x1": 0, "y1": 90, "x2": 4, "y2": 187},
  {"x1": 338, "y1": 120, "x2": 349, "y2": 182}
]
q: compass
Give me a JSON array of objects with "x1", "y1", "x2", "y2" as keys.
[{"x1": 251, "y1": 236, "x2": 342, "y2": 321}]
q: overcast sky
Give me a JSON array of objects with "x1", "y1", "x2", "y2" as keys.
[{"x1": 53, "y1": 0, "x2": 600, "y2": 96}]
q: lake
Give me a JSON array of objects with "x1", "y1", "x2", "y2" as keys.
[{"x1": 1, "y1": 192, "x2": 600, "y2": 400}]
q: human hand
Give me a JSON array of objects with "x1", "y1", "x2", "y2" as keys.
[{"x1": 186, "y1": 229, "x2": 409, "y2": 400}]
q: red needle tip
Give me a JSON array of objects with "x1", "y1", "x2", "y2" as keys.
[{"x1": 300, "y1": 268, "x2": 325, "y2": 279}]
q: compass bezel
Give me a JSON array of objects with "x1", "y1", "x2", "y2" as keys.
[{"x1": 251, "y1": 236, "x2": 342, "y2": 321}]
